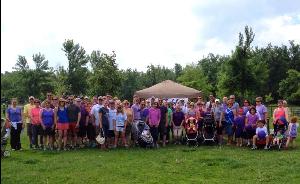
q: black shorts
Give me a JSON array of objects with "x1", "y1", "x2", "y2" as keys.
[
  {"x1": 87, "y1": 123, "x2": 96, "y2": 140},
  {"x1": 44, "y1": 127, "x2": 55, "y2": 136},
  {"x1": 107, "y1": 130, "x2": 115, "y2": 138},
  {"x1": 78, "y1": 125, "x2": 87, "y2": 137},
  {"x1": 125, "y1": 123, "x2": 132, "y2": 136},
  {"x1": 158, "y1": 122, "x2": 167, "y2": 136},
  {"x1": 27, "y1": 123, "x2": 32, "y2": 136},
  {"x1": 216, "y1": 121, "x2": 226, "y2": 135}
]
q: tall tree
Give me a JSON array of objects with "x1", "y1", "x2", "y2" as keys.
[
  {"x1": 62, "y1": 39, "x2": 89, "y2": 95},
  {"x1": 88, "y1": 50, "x2": 121, "y2": 96}
]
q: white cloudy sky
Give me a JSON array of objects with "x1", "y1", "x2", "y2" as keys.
[{"x1": 1, "y1": 0, "x2": 300, "y2": 73}]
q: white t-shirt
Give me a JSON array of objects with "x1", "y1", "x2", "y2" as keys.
[
  {"x1": 90, "y1": 104, "x2": 103, "y2": 126},
  {"x1": 115, "y1": 113, "x2": 127, "y2": 127},
  {"x1": 108, "y1": 108, "x2": 117, "y2": 130},
  {"x1": 256, "y1": 126, "x2": 268, "y2": 135}
]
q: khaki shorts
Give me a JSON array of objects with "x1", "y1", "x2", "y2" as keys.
[{"x1": 173, "y1": 126, "x2": 183, "y2": 137}]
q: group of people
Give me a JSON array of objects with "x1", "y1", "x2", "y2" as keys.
[{"x1": 4, "y1": 93, "x2": 299, "y2": 151}]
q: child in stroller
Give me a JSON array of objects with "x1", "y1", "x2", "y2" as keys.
[
  {"x1": 184, "y1": 117, "x2": 198, "y2": 146},
  {"x1": 272, "y1": 117, "x2": 288, "y2": 150},
  {"x1": 132, "y1": 120, "x2": 153, "y2": 148}
]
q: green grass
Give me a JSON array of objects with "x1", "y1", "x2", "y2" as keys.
[{"x1": 1, "y1": 133, "x2": 300, "y2": 184}]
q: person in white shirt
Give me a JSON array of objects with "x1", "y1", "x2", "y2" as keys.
[
  {"x1": 252, "y1": 120, "x2": 269, "y2": 150},
  {"x1": 90, "y1": 97, "x2": 104, "y2": 134}
]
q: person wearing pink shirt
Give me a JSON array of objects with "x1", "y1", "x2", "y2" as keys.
[
  {"x1": 30, "y1": 99, "x2": 43, "y2": 149},
  {"x1": 147, "y1": 101, "x2": 161, "y2": 148}
]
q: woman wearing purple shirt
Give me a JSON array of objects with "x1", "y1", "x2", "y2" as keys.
[
  {"x1": 255, "y1": 97, "x2": 268, "y2": 123},
  {"x1": 147, "y1": 101, "x2": 161, "y2": 148}
]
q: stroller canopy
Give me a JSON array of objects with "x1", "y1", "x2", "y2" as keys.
[{"x1": 134, "y1": 80, "x2": 201, "y2": 99}]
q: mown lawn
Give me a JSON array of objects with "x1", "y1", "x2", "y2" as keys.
[{"x1": 1, "y1": 133, "x2": 300, "y2": 184}]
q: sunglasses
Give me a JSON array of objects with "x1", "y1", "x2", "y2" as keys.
[
  {"x1": 244, "y1": 101, "x2": 249, "y2": 103},
  {"x1": 256, "y1": 101, "x2": 261, "y2": 102}
]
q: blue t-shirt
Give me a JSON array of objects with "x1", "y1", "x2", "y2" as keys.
[
  {"x1": 225, "y1": 108, "x2": 234, "y2": 125},
  {"x1": 116, "y1": 113, "x2": 127, "y2": 127},
  {"x1": 57, "y1": 107, "x2": 69, "y2": 123},
  {"x1": 7, "y1": 107, "x2": 22, "y2": 122},
  {"x1": 140, "y1": 108, "x2": 149, "y2": 122},
  {"x1": 41, "y1": 108, "x2": 54, "y2": 127}
]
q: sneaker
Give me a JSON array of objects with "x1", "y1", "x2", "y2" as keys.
[
  {"x1": 29, "y1": 144, "x2": 33, "y2": 149},
  {"x1": 63, "y1": 147, "x2": 67, "y2": 151},
  {"x1": 57, "y1": 148, "x2": 61, "y2": 151},
  {"x1": 43, "y1": 147, "x2": 47, "y2": 151},
  {"x1": 247, "y1": 142, "x2": 251, "y2": 147},
  {"x1": 156, "y1": 144, "x2": 159, "y2": 149},
  {"x1": 112, "y1": 145, "x2": 117, "y2": 149},
  {"x1": 264, "y1": 145, "x2": 269, "y2": 150},
  {"x1": 11, "y1": 149, "x2": 16, "y2": 151},
  {"x1": 251, "y1": 145, "x2": 257, "y2": 150}
]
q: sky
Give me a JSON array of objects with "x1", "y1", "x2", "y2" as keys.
[{"x1": 1, "y1": 0, "x2": 300, "y2": 73}]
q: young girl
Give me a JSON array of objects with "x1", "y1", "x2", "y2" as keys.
[
  {"x1": 40, "y1": 100, "x2": 55, "y2": 150},
  {"x1": 31, "y1": 99, "x2": 43, "y2": 149},
  {"x1": 286, "y1": 116, "x2": 299, "y2": 148},
  {"x1": 113, "y1": 104, "x2": 128, "y2": 148},
  {"x1": 224, "y1": 102, "x2": 236, "y2": 145},
  {"x1": 234, "y1": 108, "x2": 245, "y2": 147},
  {"x1": 54, "y1": 98, "x2": 69, "y2": 151},
  {"x1": 245, "y1": 106, "x2": 261, "y2": 146}
]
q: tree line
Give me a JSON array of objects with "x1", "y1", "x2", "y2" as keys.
[{"x1": 1, "y1": 26, "x2": 300, "y2": 104}]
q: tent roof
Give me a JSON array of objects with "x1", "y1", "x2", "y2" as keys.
[{"x1": 134, "y1": 80, "x2": 201, "y2": 99}]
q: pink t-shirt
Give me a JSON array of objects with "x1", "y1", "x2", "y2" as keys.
[
  {"x1": 31, "y1": 107, "x2": 41, "y2": 125},
  {"x1": 148, "y1": 107, "x2": 161, "y2": 126},
  {"x1": 274, "y1": 107, "x2": 285, "y2": 121}
]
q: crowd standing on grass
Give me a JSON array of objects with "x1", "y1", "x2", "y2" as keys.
[{"x1": 3, "y1": 92, "x2": 299, "y2": 151}]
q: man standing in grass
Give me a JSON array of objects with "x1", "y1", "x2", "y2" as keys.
[{"x1": 23, "y1": 96, "x2": 35, "y2": 149}]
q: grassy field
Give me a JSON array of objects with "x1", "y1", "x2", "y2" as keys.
[{"x1": 1, "y1": 133, "x2": 300, "y2": 184}]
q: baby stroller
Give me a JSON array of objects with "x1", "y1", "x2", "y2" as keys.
[
  {"x1": 271, "y1": 118, "x2": 288, "y2": 150},
  {"x1": 201, "y1": 113, "x2": 216, "y2": 144},
  {"x1": 132, "y1": 120, "x2": 153, "y2": 148},
  {"x1": 1, "y1": 118, "x2": 10, "y2": 158},
  {"x1": 185, "y1": 117, "x2": 198, "y2": 147}
]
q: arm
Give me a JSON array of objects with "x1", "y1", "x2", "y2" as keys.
[
  {"x1": 113, "y1": 119, "x2": 116, "y2": 131},
  {"x1": 99, "y1": 112, "x2": 103, "y2": 129},
  {"x1": 165, "y1": 111, "x2": 168, "y2": 127},
  {"x1": 40, "y1": 109, "x2": 45, "y2": 129},
  {"x1": 272, "y1": 108, "x2": 276, "y2": 121},
  {"x1": 85, "y1": 113, "x2": 89, "y2": 126},
  {"x1": 54, "y1": 108, "x2": 58, "y2": 127},
  {"x1": 76, "y1": 111, "x2": 81, "y2": 127},
  {"x1": 245, "y1": 116, "x2": 248, "y2": 127}
]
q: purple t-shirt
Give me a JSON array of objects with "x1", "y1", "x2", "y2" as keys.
[
  {"x1": 131, "y1": 104, "x2": 141, "y2": 120},
  {"x1": 79, "y1": 106, "x2": 89, "y2": 126},
  {"x1": 148, "y1": 108, "x2": 161, "y2": 126},
  {"x1": 246, "y1": 113, "x2": 260, "y2": 125},
  {"x1": 256, "y1": 105, "x2": 267, "y2": 120},
  {"x1": 173, "y1": 111, "x2": 185, "y2": 126},
  {"x1": 234, "y1": 116, "x2": 245, "y2": 129}
]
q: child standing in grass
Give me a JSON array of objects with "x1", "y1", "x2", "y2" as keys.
[
  {"x1": 286, "y1": 116, "x2": 299, "y2": 148},
  {"x1": 113, "y1": 104, "x2": 128, "y2": 148},
  {"x1": 234, "y1": 108, "x2": 245, "y2": 147}
]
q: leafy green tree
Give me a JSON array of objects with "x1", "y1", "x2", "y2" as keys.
[
  {"x1": 174, "y1": 63, "x2": 183, "y2": 80},
  {"x1": 177, "y1": 64, "x2": 212, "y2": 98},
  {"x1": 88, "y1": 51, "x2": 121, "y2": 96},
  {"x1": 216, "y1": 26, "x2": 256, "y2": 99},
  {"x1": 198, "y1": 53, "x2": 228, "y2": 95},
  {"x1": 62, "y1": 39, "x2": 89, "y2": 95},
  {"x1": 279, "y1": 69, "x2": 300, "y2": 104},
  {"x1": 118, "y1": 69, "x2": 143, "y2": 100}
]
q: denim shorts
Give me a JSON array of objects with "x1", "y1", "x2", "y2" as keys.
[
  {"x1": 116, "y1": 126, "x2": 125, "y2": 132},
  {"x1": 225, "y1": 124, "x2": 233, "y2": 136}
]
